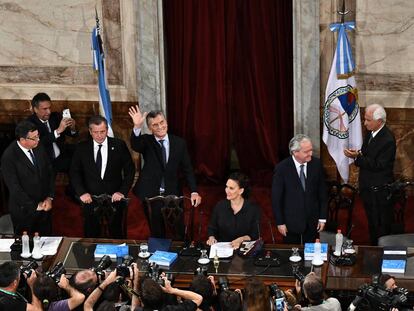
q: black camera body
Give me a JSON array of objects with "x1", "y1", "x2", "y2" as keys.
[
  {"x1": 218, "y1": 276, "x2": 230, "y2": 292},
  {"x1": 269, "y1": 283, "x2": 286, "y2": 311},
  {"x1": 46, "y1": 262, "x2": 66, "y2": 283},
  {"x1": 92, "y1": 255, "x2": 113, "y2": 279},
  {"x1": 194, "y1": 266, "x2": 208, "y2": 276},
  {"x1": 294, "y1": 271, "x2": 305, "y2": 284},
  {"x1": 116, "y1": 255, "x2": 134, "y2": 278},
  {"x1": 20, "y1": 260, "x2": 38, "y2": 278},
  {"x1": 356, "y1": 283, "x2": 409, "y2": 311},
  {"x1": 146, "y1": 262, "x2": 174, "y2": 286}
]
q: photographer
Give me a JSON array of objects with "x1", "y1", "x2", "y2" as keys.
[
  {"x1": 70, "y1": 270, "x2": 99, "y2": 297},
  {"x1": 138, "y1": 276, "x2": 202, "y2": 310},
  {"x1": 83, "y1": 269, "x2": 118, "y2": 311},
  {"x1": 379, "y1": 274, "x2": 397, "y2": 291},
  {"x1": 243, "y1": 278, "x2": 271, "y2": 311},
  {"x1": 294, "y1": 272, "x2": 341, "y2": 311},
  {"x1": 219, "y1": 290, "x2": 242, "y2": 311},
  {"x1": 32, "y1": 274, "x2": 85, "y2": 310},
  {"x1": 0, "y1": 261, "x2": 41, "y2": 311},
  {"x1": 189, "y1": 275, "x2": 217, "y2": 311}
]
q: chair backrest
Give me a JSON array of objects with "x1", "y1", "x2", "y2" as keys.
[
  {"x1": 145, "y1": 195, "x2": 193, "y2": 240},
  {"x1": 325, "y1": 182, "x2": 357, "y2": 236},
  {"x1": 378, "y1": 233, "x2": 414, "y2": 247}
]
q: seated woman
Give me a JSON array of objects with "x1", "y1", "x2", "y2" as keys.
[{"x1": 206, "y1": 172, "x2": 261, "y2": 249}]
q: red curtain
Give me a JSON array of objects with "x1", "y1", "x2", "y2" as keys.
[{"x1": 164, "y1": 0, "x2": 293, "y2": 185}]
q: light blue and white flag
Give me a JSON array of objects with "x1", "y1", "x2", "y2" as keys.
[
  {"x1": 91, "y1": 22, "x2": 114, "y2": 137},
  {"x1": 322, "y1": 22, "x2": 362, "y2": 183}
]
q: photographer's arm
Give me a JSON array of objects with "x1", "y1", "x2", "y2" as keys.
[
  {"x1": 131, "y1": 264, "x2": 142, "y2": 310},
  {"x1": 58, "y1": 275, "x2": 85, "y2": 310},
  {"x1": 83, "y1": 270, "x2": 117, "y2": 311},
  {"x1": 26, "y1": 270, "x2": 42, "y2": 311},
  {"x1": 162, "y1": 278, "x2": 203, "y2": 307}
]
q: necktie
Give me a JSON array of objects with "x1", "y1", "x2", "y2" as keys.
[
  {"x1": 300, "y1": 164, "x2": 306, "y2": 191},
  {"x1": 159, "y1": 140, "x2": 167, "y2": 167},
  {"x1": 28, "y1": 150, "x2": 37, "y2": 166},
  {"x1": 159, "y1": 140, "x2": 167, "y2": 192},
  {"x1": 368, "y1": 132, "x2": 373, "y2": 144},
  {"x1": 96, "y1": 144, "x2": 102, "y2": 177},
  {"x1": 45, "y1": 121, "x2": 56, "y2": 159}
]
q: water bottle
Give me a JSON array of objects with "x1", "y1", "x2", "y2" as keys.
[
  {"x1": 21, "y1": 231, "x2": 31, "y2": 258},
  {"x1": 334, "y1": 229, "x2": 343, "y2": 256},
  {"x1": 312, "y1": 239, "x2": 323, "y2": 266},
  {"x1": 32, "y1": 232, "x2": 42, "y2": 259}
]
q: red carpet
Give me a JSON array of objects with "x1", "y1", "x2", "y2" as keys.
[{"x1": 52, "y1": 186, "x2": 414, "y2": 245}]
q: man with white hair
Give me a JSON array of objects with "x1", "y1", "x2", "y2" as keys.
[
  {"x1": 272, "y1": 134, "x2": 327, "y2": 244},
  {"x1": 344, "y1": 104, "x2": 396, "y2": 245}
]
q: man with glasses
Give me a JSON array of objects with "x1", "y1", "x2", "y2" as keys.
[{"x1": 1, "y1": 120, "x2": 55, "y2": 235}]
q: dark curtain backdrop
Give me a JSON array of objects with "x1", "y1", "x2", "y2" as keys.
[{"x1": 163, "y1": 0, "x2": 293, "y2": 185}]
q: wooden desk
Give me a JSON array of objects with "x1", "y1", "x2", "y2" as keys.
[
  {"x1": 327, "y1": 246, "x2": 414, "y2": 291},
  {"x1": 52, "y1": 238, "x2": 327, "y2": 289}
]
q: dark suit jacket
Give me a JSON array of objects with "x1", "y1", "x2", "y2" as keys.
[
  {"x1": 27, "y1": 112, "x2": 78, "y2": 161},
  {"x1": 70, "y1": 137, "x2": 135, "y2": 197},
  {"x1": 130, "y1": 133, "x2": 197, "y2": 200},
  {"x1": 355, "y1": 125, "x2": 396, "y2": 191},
  {"x1": 271, "y1": 156, "x2": 327, "y2": 234},
  {"x1": 1, "y1": 141, "x2": 54, "y2": 224}
]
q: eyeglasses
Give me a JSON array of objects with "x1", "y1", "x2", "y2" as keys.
[{"x1": 25, "y1": 135, "x2": 40, "y2": 141}]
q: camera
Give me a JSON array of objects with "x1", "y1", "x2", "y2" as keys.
[
  {"x1": 91, "y1": 255, "x2": 113, "y2": 279},
  {"x1": 146, "y1": 262, "x2": 174, "y2": 286},
  {"x1": 218, "y1": 276, "x2": 230, "y2": 292},
  {"x1": 46, "y1": 262, "x2": 66, "y2": 283},
  {"x1": 20, "y1": 260, "x2": 38, "y2": 278},
  {"x1": 294, "y1": 270, "x2": 305, "y2": 284},
  {"x1": 194, "y1": 266, "x2": 208, "y2": 276},
  {"x1": 116, "y1": 255, "x2": 134, "y2": 278},
  {"x1": 269, "y1": 283, "x2": 286, "y2": 311},
  {"x1": 351, "y1": 281, "x2": 409, "y2": 310}
]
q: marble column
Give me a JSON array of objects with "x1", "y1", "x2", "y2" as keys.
[
  {"x1": 135, "y1": 0, "x2": 166, "y2": 117},
  {"x1": 293, "y1": 0, "x2": 321, "y2": 155}
]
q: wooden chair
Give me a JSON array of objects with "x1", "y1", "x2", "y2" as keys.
[
  {"x1": 372, "y1": 180, "x2": 414, "y2": 234},
  {"x1": 325, "y1": 181, "x2": 357, "y2": 236},
  {"x1": 144, "y1": 195, "x2": 194, "y2": 241}
]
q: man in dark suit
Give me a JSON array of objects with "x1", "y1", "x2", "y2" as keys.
[
  {"x1": 1, "y1": 121, "x2": 55, "y2": 235},
  {"x1": 128, "y1": 105, "x2": 201, "y2": 238},
  {"x1": 272, "y1": 134, "x2": 327, "y2": 244},
  {"x1": 70, "y1": 116, "x2": 135, "y2": 238},
  {"x1": 26, "y1": 92, "x2": 78, "y2": 173},
  {"x1": 345, "y1": 104, "x2": 396, "y2": 245}
]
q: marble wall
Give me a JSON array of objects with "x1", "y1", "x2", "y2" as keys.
[{"x1": 320, "y1": 0, "x2": 414, "y2": 183}]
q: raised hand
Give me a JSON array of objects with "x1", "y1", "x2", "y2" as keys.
[{"x1": 128, "y1": 105, "x2": 147, "y2": 129}]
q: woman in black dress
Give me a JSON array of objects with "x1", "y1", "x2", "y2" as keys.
[{"x1": 206, "y1": 172, "x2": 261, "y2": 249}]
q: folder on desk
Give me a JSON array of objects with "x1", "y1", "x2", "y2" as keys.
[{"x1": 148, "y1": 237, "x2": 172, "y2": 253}]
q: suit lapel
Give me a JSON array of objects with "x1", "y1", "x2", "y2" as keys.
[
  {"x1": 288, "y1": 157, "x2": 304, "y2": 192},
  {"x1": 104, "y1": 138, "x2": 115, "y2": 179},
  {"x1": 15, "y1": 143, "x2": 38, "y2": 173},
  {"x1": 88, "y1": 140, "x2": 101, "y2": 177}
]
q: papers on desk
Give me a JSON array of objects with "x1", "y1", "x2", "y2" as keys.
[
  {"x1": 0, "y1": 239, "x2": 15, "y2": 252},
  {"x1": 209, "y1": 242, "x2": 233, "y2": 258},
  {"x1": 40, "y1": 237, "x2": 63, "y2": 256}
]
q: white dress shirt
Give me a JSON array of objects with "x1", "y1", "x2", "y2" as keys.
[{"x1": 94, "y1": 138, "x2": 108, "y2": 179}]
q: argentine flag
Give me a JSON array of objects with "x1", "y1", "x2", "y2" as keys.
[{"x1": 92, "y1": 26, "x2": 114, "y2": 137}]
